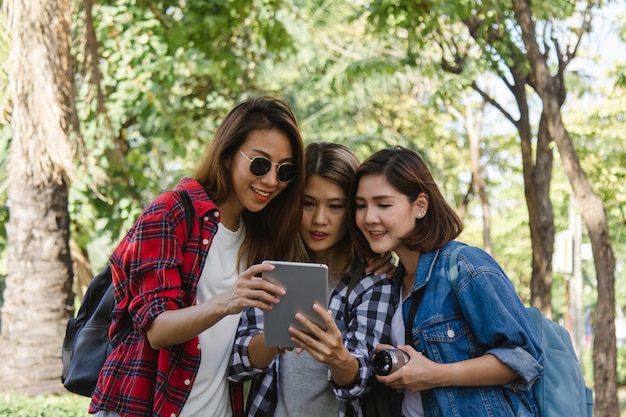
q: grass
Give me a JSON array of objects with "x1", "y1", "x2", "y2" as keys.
[
  {"x1": 0, "y1": 388, "x2": 624, "y2": 416},
  {"x1": 0, "y1": 393, "x2": 90, "y2": 417}
]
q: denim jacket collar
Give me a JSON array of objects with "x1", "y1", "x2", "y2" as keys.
[{"x1": 394, "y1": 249, "x2": 441, "y2": 299}]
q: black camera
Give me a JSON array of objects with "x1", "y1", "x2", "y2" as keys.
[{"x1": 372, "y1": 348, "x2": 410, "y2": 376}]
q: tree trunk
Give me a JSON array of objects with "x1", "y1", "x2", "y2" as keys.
[
  {"x1": 0, "y1": 0, "x2": 76, "y2": 395},
  {"x1": 513, "y1": 0, "x2": 619, "y2": 414},
  {"x1": 1, "y1": 180, "x2": 73, "y2": 394},
  {"x1": 471, "y1": 71, "x2": 555, "y2": 316},
  {"x1": 516, "y1": 91, "x2": 555, "y2": 318},
  {"x1": 545, "y1": 98, "x2": 617, "y2": 416},
  {"x1": 531, "y1": 113, "x2": 555, "y2": 315}
]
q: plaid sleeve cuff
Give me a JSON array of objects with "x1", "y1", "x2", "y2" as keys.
[{"x1": 329, "y1": 354, "x2": 369, "y2": 400}]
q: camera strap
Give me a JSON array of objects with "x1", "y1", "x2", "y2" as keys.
[{"x1": 404, "y1": 285, "x2": 426, "y2": 345}]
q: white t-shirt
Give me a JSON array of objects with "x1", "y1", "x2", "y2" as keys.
[
  {"x1": 391, "y1": 287, "x2": 424, "y2": 417},
  {"x1": 180, "y1": 221, "x2": 245, "y2": 417}
]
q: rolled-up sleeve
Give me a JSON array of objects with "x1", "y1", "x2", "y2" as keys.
[
  {"x1": 329, "y1": 275, "x2": 394, "y2": 400},
  {"x1": 110, "y1": 205, "x2": 189, "y2": 337},
  {"x1": 457, "y1": 248, "x2": 544, "y2": 391},
  {"x1": 229, "y1": 306, "x2": 268, "y2": 381}
]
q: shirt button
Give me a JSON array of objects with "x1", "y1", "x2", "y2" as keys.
[
  {"x1": 197, "y1": 344, "x2": 201, "y2": 350},
  {"x1": 184, "y1": 379, "x2": 191, "y2": 386},
  {"x1": 202, "y1": 238, "x2": 209, "y2": 245},
  {"x1": 212, "y1": 210, "x2": 219, "y2": 218},
  {"x1": 203, "y1": 216, "x2": 209, "y2": 221},
  {"x1": 170, "y1": 414, "x2": 176, "y2": 417}
]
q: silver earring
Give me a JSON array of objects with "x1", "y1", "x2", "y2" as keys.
[{"x1": 418, "y1": 211, "x2": 426, "y2": 218}]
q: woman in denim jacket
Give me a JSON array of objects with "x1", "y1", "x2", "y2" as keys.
[{"x1": 348, "y1": 146, "x2": 544, "y2": 417}]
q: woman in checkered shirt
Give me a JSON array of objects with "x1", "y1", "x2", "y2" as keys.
[{"x1": 229, "y1": 142, "x2": 396, "y2": 417}]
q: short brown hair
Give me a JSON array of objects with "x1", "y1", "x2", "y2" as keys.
[{"x1": 349, "y1": 146, "x2": 463, "y2": 258}]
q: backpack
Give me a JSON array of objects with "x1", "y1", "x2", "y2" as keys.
[
  {"x1": 343, "y1": 263, "x2": 393, "y2": 417},
  {"x1": 61, "y1": 190, "x2": 194, "y2": 397},
  {"x1": 448, "y1": 245, "x2": 594, "y2": 417}
]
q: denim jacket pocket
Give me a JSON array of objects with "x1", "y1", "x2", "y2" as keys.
[{"x1": 421, "y1": 318, "x2": 476, "y2": 363}]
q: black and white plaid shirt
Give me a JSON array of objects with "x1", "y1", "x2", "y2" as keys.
[{"x1": 229, "y1": 271, "x2": 396, "y2": 417}]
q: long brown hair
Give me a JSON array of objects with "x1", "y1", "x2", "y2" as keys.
[
  {"x1": 193, "y1": 96, "x2": 305, "y2": 266},
  {"x1": 300, "y1": 142, "x2": 360, "y2": 277},
  {"x1": 349, "y1": 146, "x2": 463, "y2": 258}
]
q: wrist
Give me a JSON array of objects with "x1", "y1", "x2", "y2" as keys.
[
  {"x1": 436, "y1": 362, "x2": 453, "y2": 388},
  {"x1": 330, "y1": 352, "x2": 359, "y2": 387}
]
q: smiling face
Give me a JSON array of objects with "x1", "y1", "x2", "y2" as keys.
[
  {"x1": 219, "y1": 128, "x2": 294, "y2": 228},
  {"x1": 354, "y1": 174, "x2": 426, "y2": 256},
  {"x1": 299, "y1": 175, "x2": 349, "y2": 263}
]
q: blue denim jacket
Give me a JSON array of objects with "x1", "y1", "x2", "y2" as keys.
[{"x1": 397, "y1": 241, "x2": 544, "y2": 417}]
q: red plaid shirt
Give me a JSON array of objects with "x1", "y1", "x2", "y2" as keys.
[{"x1": 90, "y1": 177, "x2": 244, "y2": 417}]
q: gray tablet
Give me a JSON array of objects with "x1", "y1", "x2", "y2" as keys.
[{"x1": 262, "y1": 260, "x2": 329, "y2": 348}]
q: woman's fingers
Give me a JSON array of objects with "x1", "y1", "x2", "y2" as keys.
[
  {"x1": 222, "y1": 263, "x2": 287, "y2": 313},
  {"x1": 365, "y1": 253, "x2": 397, "y2": 276},
  {"x1": 289, "y1": 304, "x2": 344, "y2": 362}
]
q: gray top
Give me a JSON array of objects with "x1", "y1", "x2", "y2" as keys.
[
  {"x1": 274, "y1": 284, "x2": 339, "y2": 417},
  {"x1": 274, "y1": 349, "x2": 339, "y2": 417}
]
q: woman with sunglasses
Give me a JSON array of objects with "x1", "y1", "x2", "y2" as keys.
[
  {"x1": 89, "y1": 96, "x2": 306, "y2": 417},
  {"x1": 229, "y1": 142, "x2": 396, "y2": 417}
]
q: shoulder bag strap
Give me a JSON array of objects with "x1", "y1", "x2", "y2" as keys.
[
  {"x1": 404, "y1": 286, "x2": 426, "y2": 346},
  {"x1": 343, "y1": 261, "x2": 366, "y2": 327},
  {"x1": 448, "y1": 245, "x2": 464, "y2": 299}
]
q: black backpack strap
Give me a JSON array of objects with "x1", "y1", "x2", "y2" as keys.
[
  {"x1": 404, "y1": 286, "x2": 426, "y2": 346},
  {"x1": 346, "y1": 263, "x2": 365, "y2": 297},
  {"x1": 176, "y1": 189, "x2": 194, "y2": 238},
  {"x1": 343, "y1": 261, "x2": 366, "y2": 327}
]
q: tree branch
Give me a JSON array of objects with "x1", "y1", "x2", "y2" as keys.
[{"x1": 471, "y1": 81, "x2": 518, "y2": 126}]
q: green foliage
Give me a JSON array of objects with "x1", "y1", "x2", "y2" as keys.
[
  {"x1": 68, "y1": 0, "x2": 298, "y2": 270},
  {"x1": 566, "y1": 93, "x2": 626, "y2": 235},
  {"x1": 267, "y1": 0, "x2": 459, "y2": 174},
  {"x1": 581, "y1": 345, "x2": 594, "y2": 386},
  {"x1": 0, "y1": 126, "x2": 8, "y2": 241},
  {"x1": 482, "y1": 170, "x2": 534, "y2": 301},
  {"x1": 0, "y1": 9, "x2": 9, "y2": 107},
  {"x1": 0, "y1": 126, "x2": 9, "y2": 315},
  {"x1": 362, "y1": 0, "x2": 529, "y2": 81},
  {"x1": 0, "y1": 394, "x2": 90, "y2": 417},
  {"x1": 619, "y1": 344, "x2": 626, "y2": 386}
]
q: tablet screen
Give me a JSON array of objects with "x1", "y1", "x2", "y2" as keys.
[{"x1": 262, "y1": 260, "x2": 329, "y2": 348}]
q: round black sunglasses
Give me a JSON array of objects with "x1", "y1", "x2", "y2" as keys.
[{"x1": 239, "y1": 151, "x2": 297, "y2": 183}]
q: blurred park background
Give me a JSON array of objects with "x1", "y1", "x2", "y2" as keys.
[{"x1": 0, "y1": 0, "x2": 624, "y2": 415}]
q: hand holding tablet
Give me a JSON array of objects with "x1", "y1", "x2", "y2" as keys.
[{"x1": 261, "y1": 261, "x2": 329, "y2": 348}]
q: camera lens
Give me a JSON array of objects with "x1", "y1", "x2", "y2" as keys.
[
  {"x1": 372, "y1": 348, "x2": 409, "y2": 376},
  {"x1": 372, "y1": 351, "x2": 394, "y2": 376}
]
